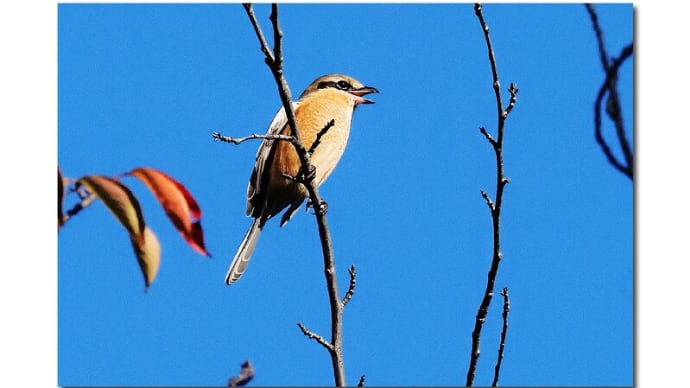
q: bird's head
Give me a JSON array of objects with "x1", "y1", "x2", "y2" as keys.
[{"x1": 301, "y1": 74, "x2": 379, "y2": 105}]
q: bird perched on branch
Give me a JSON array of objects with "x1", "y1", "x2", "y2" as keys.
[{"x1": 225, "y1": 74, "x2": 378, "y2": 285}]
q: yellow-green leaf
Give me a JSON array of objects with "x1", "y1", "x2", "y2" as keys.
[
  {"x1": 78, "y1": 175, "x2": 145, "y2": 237},
  {"x1": 78, "y1": 175, "x2": 159, "y2": 289},
  {"x1": 131, "y1": 226, "x2": 161, "y2": 290}
]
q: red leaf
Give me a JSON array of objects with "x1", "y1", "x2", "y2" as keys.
[
  {"x1": 58, "y1": 168, "x2": 65, "y2": 228},
  {"x1": 128, "y1": 167, "x2": 210, "y2": 257}
]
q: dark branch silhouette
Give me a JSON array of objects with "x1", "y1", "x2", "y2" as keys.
[
  {"x1": 492, "y1": 288, "x2": 511, "y2": 386},
  {"x1": 308, "y1": 119, "x2": 336, "y2": 155},
  {"x1": 60, "y1": 191, "x2": 97, "y2": 226},
  {"x1": 342, "y1": 265, "x2": 357, "y2": 307},
  {"x1": 467, "y1": 4, "x2": 517, "y2": 386},
  {"x1": 585, "y1": 3, "x2": 633, "y2": 180}
]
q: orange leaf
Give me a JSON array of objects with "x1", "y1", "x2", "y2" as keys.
[
  {"x1": 58, "y1": 168, "x2": 65, "y2": 228},
  {"x1": 128, "y1": 167, "x2": 209, "y2": 257}
]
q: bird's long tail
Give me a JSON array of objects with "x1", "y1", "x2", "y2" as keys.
[{"x1": 225, "y1": 218, "x2": 262, "y2": 285}]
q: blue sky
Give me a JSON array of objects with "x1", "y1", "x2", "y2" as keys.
[
  {"x1": 54, "y1": 3, "x2": 633, "y2": 386},
  {"x1": 20, "y1": 1, "x2": 690, "y2": 387}
]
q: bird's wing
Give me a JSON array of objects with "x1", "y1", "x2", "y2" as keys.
[{"x1": 245, "y1": 102, "x2": 298, "y2": 217}]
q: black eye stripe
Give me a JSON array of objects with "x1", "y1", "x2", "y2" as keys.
[{"x1": 317, "y1": 80, "x2": 353, "y2": 91}]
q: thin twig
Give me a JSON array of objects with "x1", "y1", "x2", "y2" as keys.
[
  {"x1": 492, "y1": 288, "x2": 510, "y2": 386},
  {"x1": 467, "y1": 4, "x2": 517, "y2": 386},
  {"x1": 297, "y1": 322, "x2": 334, "y2": 351},
  {"x1": 342, "y1": 265, "x2": 357, "y2": 307},
  {"x1": 605, "y1": 44, "x2": 633, "y2": 169},
  {"x1": 585, "y1": 3, "x2": 633, "y2": 180},
  {"x1": 244, "y1": 4, "x2": 301, "y2": 146},
  {"x1": 479, "y1": 126, "x2": 497, "y2": 146},
  {"x1": 480, "y1": 189, "x2": 494, "y2": 211},
  {"x1": 593, "y1": 44, "x2": 634, "y2": 179},
  {"x1": 212, "y1": 131, "x2": 295, "y2": 145},
  {"x1": 242, "y1": 4, "x2": 347, "y2": 386},
  {"x1": 59, "y1": 192, "x2": 97, "y2": 226},
  {"x1": 504, "y1": 83, "x2": 519, "y2": 118},
  {"x1": 585, "y1": 4, "x2": 609, "y2": 69},
  {"x1": 308, "y1": 119, "x2": 336, "y2": 155},
  {"x1": 475, "y1": 4, "x2": 508, "y2": 144},
  {"x1": 243, "y1": 3, "x2": 274, "y2": 64}
]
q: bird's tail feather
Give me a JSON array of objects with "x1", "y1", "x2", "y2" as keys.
[{"x1": 225, "y1": 218, "x2": 262, "y2": 285}]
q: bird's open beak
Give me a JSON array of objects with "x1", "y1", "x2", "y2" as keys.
[{"x1": 350, "y1": 86, "x2": 379, "y2": 104}]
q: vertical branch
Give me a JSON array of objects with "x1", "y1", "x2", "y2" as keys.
[
  {"x1": 243, "y1": 4, "x2": 299, "y2": 142},
  {"x1": 492, "y1": 288, "x2": 510, "y2": 387},
  {"x1": 467, "y1": 4, "x2": 517, "y2": 386},
  {"x1": 585, "y1": 4, "x2": 633, "y2": 180},
  {"x1": 242, "y1": 4, "x2": 347, "y2": 386}
]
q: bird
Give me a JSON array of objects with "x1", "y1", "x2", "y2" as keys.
[{"x1": 225, "y1": 74, "x2": 378, "y2": 285}]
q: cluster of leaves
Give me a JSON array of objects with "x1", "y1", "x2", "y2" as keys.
[{"x1": 58, "y1": 167, "x2": 210, "y2": 290}]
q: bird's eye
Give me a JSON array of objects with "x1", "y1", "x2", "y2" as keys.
[{"x1": 336, "y1": 80, "x2": 352, "y2": 90}]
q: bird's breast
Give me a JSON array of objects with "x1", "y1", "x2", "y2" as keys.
[{"x1": 271, "y1": 90, "x2": 355, "y2": 193}]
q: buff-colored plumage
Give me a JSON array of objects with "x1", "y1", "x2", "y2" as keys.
[{"x1": 226, "y1": 74, "x2": 378, "y2": 285}]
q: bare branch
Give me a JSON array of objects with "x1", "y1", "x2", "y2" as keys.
[
  {"x1": 593, "y1": 44, "x2": 634, "y2": 179},
  {"x1": 342, "y1": 265, "x2": 357, "y2": 307},
  {"x1": 242, "y1": 4, "x2": 347, "y2": 386},
  {"x1": 212, "y1": 131, "x2": 295, "y2": 145},
  {"x1": 243, "y1": 4, "x2": 300, "y2": 144},
  {"x1": 357, "y1": 374, "x2": 366, "y2": 387},
  {"x1": 492, "y1": 288, "x2": 510, "y2": 386},
  {"x1": 269, "y1": 4, "x2": 283, "y2": 72},
  {"x1": 297, "y1": 322, "x2": 334, "y2": 351},
  {"x1": 585, "y1": 3, "x2": 609, "y2": 70},
  {"x1": 59, "y1": 191, "x2": 97, "y2": 227},
  {"x1": 474, "y1": 3, "x2": 506, "y2": 145},
  {"x1": 479, "y1": 126, "x2": 497, "y2": 146},
  {"x1": 504, "y1": 83, "x2": 519, "y2": 118},
  {"x1": 480, "y1": 189, "x2": 494, "y2": 212},
  {"x1": 308, "y1": 119, "x2": 336, "y2": 155},
  {"x1": 242, "y1": 3, "x2": 274, "y2": 64},
  {"x1": 467, "y1": 4, "x2": 517, "y2": 386},
  {"x1": 586, "y1": 3, "x2": 633, "y2": 180}
]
